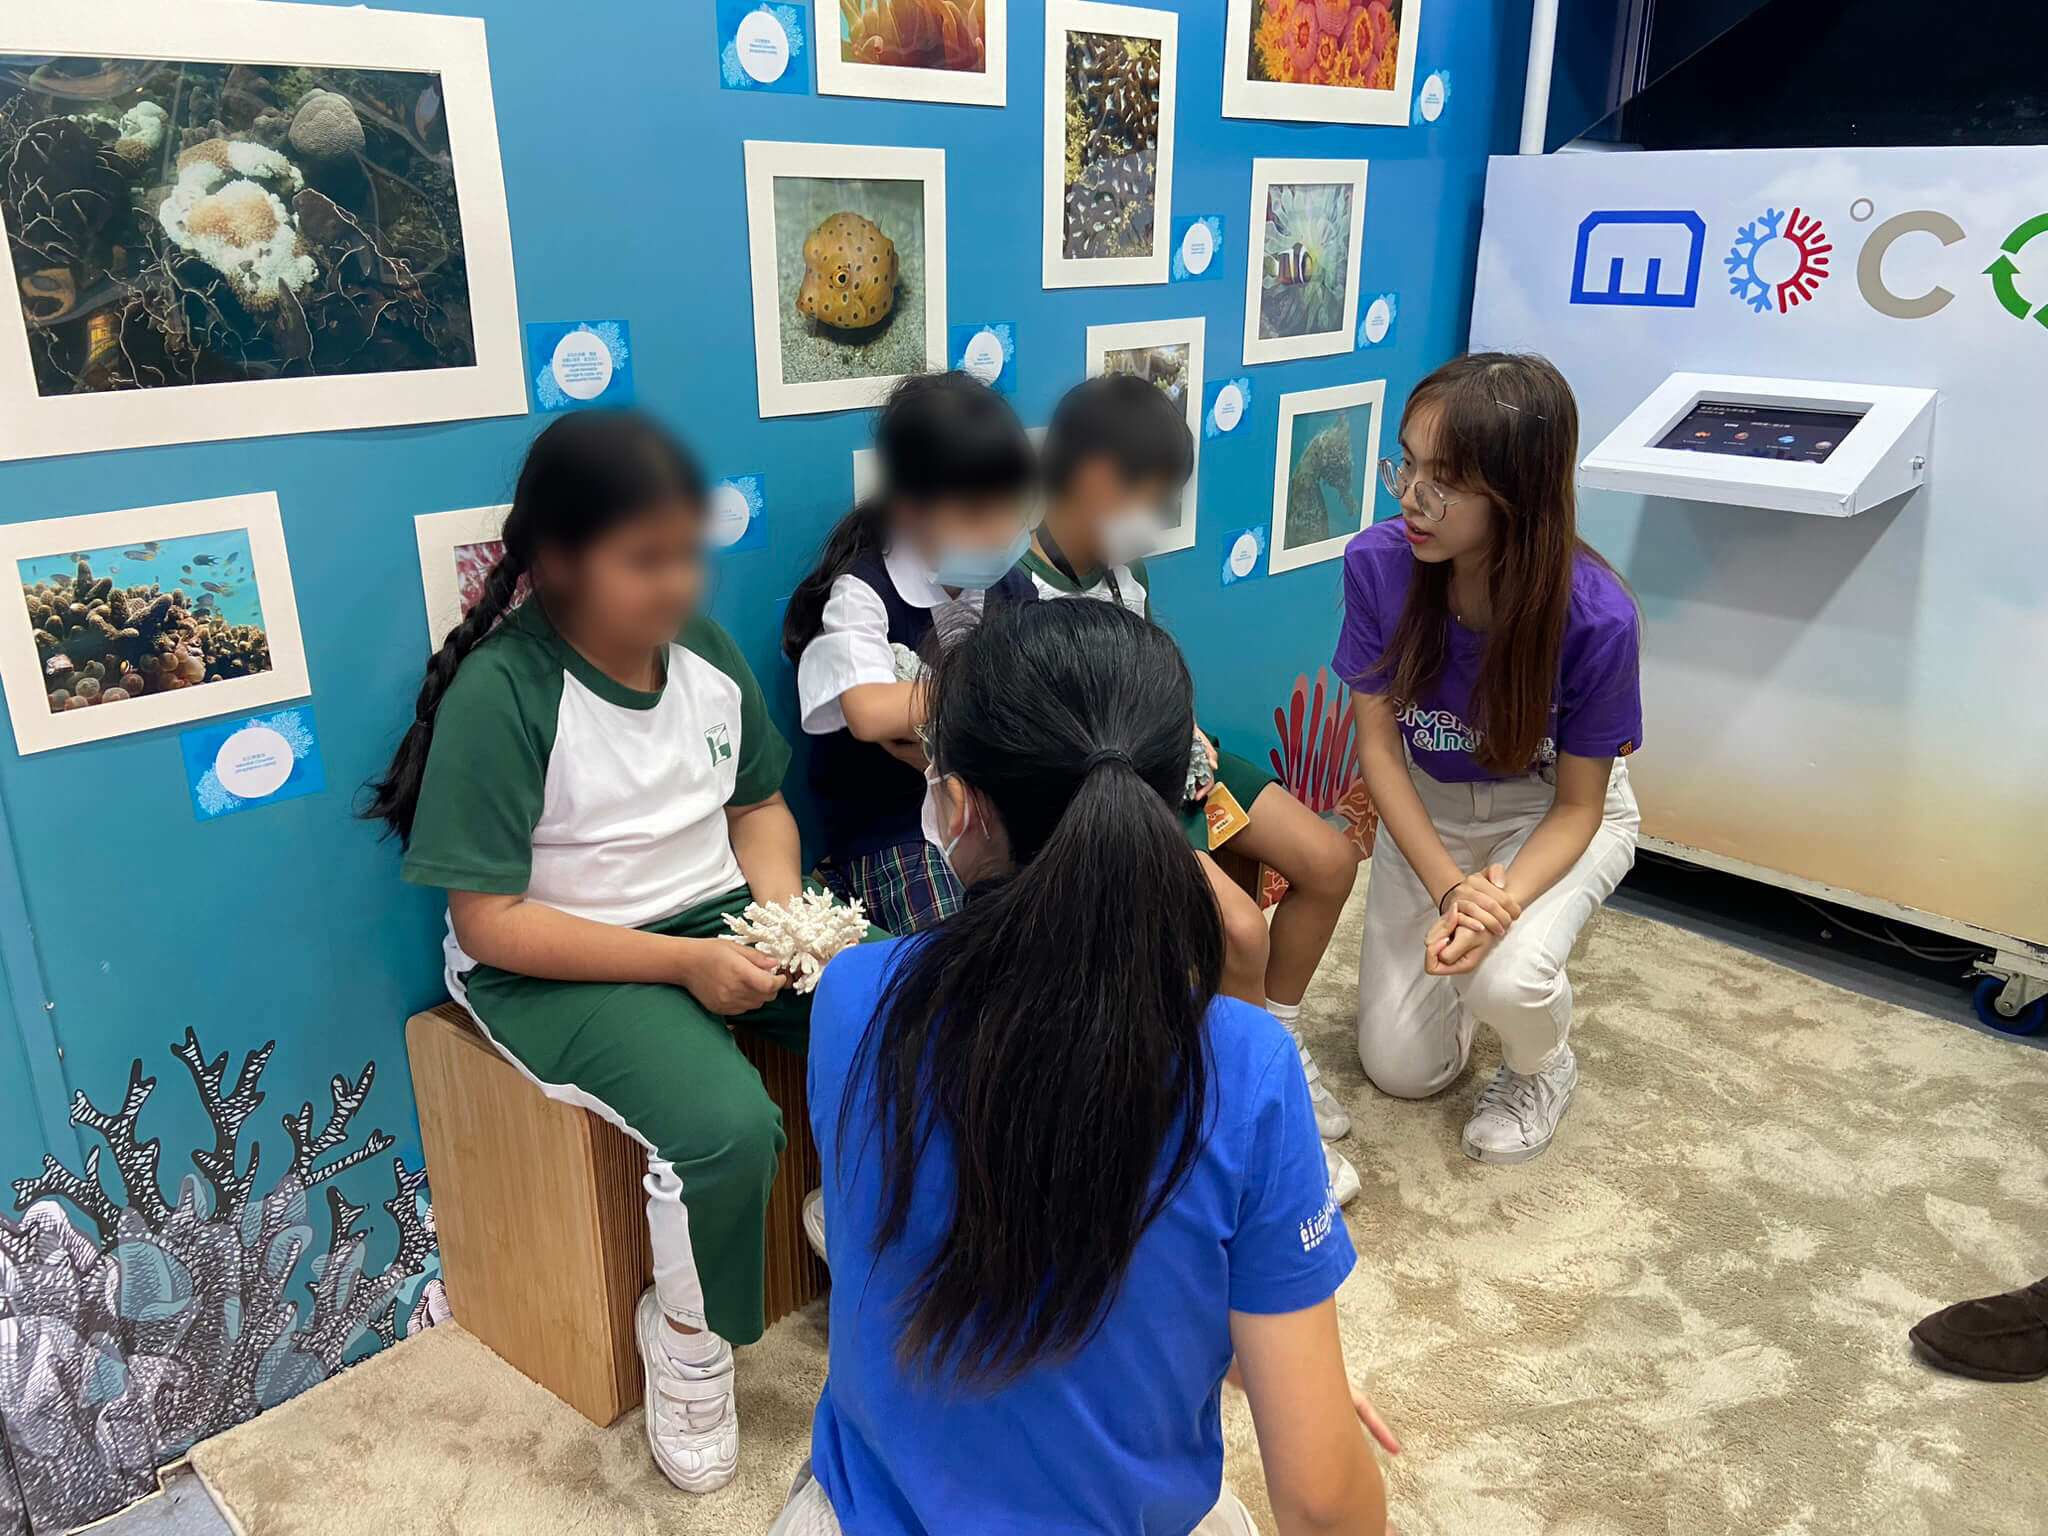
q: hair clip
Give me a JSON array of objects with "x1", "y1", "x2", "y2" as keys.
[{"x1": 1495, "y1": 399, "x2": 1548, "y2": 421}]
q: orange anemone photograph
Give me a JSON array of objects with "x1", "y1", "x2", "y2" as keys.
[{"x1": 819, "y1": 0, "x2": 1007, "y2": 105}]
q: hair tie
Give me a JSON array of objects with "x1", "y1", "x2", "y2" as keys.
[{"x1": 1082, "y1": 747, "x2": 1132, "y2": 774}]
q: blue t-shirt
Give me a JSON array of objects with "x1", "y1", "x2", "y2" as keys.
[{"x1": 806, "y1": 938, "x2": 1357, "y2": 1536}]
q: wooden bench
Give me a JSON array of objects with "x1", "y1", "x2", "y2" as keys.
[{"x1": 406, "y1": 1002, "x2": 827, "y2": 1426}]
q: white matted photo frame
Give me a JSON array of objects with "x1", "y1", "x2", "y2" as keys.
[
  {"x1": 0, "y1": 0, "x2": 524, "y2": 463},
  {"x1": 744, "y1": 139, "x2": 949, "y2": 418},
  {"x1": 1270, "y1": 379, "x2": 1383, "y2": 575},
  {"x1": 0, "y1": 492, "x2": 310, "y2": 753},
  {"x1": 1221, "y1": 0, "x2": 1419, "y2": 127},
  {"x1": 413, "y1": 502, "x2": 514, "y2": 648},
  {"x1": 1085, "y1": 317, "x2": 1202, "y2": 555},
  {"x1": 1242, "y1": 157, "x2": 1369, "y2": 365},
  {"x1": 1041, "y1": 0, "x2": 1178, "y2": 289},
  {"x1": 816, "y1": 0, "x2": 1008, "y2": 106}
]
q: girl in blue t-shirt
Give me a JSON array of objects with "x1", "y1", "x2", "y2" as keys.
[
  {"x1": 1336, "y1": 352, "x2": 1643, "y2": 1166},
  {"x1": 782, "y1": 372, "x2": 1037, "y2": 936},
  {"x1": 776, "y1": 598, "x2": 1397, "y2": 1536}
]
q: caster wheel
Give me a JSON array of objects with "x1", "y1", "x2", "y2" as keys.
[{"x1": 1973, "y1": 976, "x2": 2047, "y2": 1036}]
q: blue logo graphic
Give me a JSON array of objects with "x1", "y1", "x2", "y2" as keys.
[{"x1": 1570, "y1": 211, "x2": 1707, "y2": 308}]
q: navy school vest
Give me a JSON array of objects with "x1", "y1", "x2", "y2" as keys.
[{"x1": 808, "y1": 553, "x2": 1037, "y2": 862}]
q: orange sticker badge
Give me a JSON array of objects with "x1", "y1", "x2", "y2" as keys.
[{"x1": 1618, "y1": 740, "x2": 1635, "y2": 757}]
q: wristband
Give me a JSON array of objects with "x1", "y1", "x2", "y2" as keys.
[{"x1": 1434, "y1": 882, "x2": 1458, "y2": 915}]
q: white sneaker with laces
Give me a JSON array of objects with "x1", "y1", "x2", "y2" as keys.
[
  {"x1": 1325, "y1": 1144, "x2": 1361, "y2": 1207},
  {"x1": 1462, "y1": 1044, "x2": 1578, "y2": 1165},
  {"x1": 634, "y1": 1289, "x2": 738, "y2": 1493},
  {"x1": 803, "y1": 1188, "x2": 826, "y2": 1263},
  {"x1": 1286, "y1": 1023, "x2": 1351, "y2": 1142}
]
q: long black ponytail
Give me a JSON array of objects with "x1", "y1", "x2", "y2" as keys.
[
  {"x1": 363, "y1": 410, "x2": 705, "y2": 844},
  {"x1": 845, "y1": 597, "x2": 1224, "y2": 1389},
  {"x1": 781, "y1": 369, "x2": 1035, "y2": 660}
]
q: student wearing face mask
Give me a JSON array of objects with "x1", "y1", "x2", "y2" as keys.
[
  {"x1": 1023, "y1": 373, "x2": 1364, "y2": 1207},
  {"x1": 784, "y1": 372, "x2": 1037, "y2": 936}
]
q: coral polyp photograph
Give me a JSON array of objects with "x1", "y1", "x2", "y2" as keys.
[
  {"x1": 1042, "y1": 2, "x2": 1177, "y2": 288},
  {"x1": 819, "y1": 0, "x2": 1006, "y2": 105},
  {"x1": 0, "y1": 2, "x2": 520, "y2": 461},
  {"x1": 0, "y1": 492, "x2": 309, "y2": 753},
  {"x1": 1222, "y1": 0, "x2": 1419, "y2": 126},
  {"x1": 745, "y1": 140, "x2": 947, "y2": 417}
]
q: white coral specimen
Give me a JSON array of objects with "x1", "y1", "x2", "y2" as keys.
[
  {"x1": 157, "y1": 140, "x2": 315, "y2": 311},
  {"x1": 721, "y1": 890, "x2": 869, "y2": 993},
  {"x1": 891, "y1": 641, "x2": 929, "y2": 684}
]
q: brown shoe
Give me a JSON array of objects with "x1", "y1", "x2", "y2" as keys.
[{"x1": 1909, "y1": 1276, "x2": 2048, "y2": 1382}]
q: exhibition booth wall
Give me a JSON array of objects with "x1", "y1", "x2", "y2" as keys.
[{"x1": 0, "y1": 1, "x2": 1525, "y2": 1526}]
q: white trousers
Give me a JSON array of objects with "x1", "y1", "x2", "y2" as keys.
[
  {"x1": 764, "y1": 1465, "x2": 1258, "y2": 1535},
  {"x1": 1357, "y1": 757, "x2": 1639, "y2": 1098}
]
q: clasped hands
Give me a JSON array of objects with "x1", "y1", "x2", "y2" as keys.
[{"x1": 1425, "y1": 864, "x2": 1522, "y2": 976}]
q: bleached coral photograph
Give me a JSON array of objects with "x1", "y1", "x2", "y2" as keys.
[
  {"x1": 0, "y1": 56, "x2": 472, "y2": 394},
  {"x1": 0, "y1": 2, "x2": 521, "y2": 460}
]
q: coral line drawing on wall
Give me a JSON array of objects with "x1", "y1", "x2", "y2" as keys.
[{"x1": 0, "y1": 1028, "x2": 442, "y2": 1533}]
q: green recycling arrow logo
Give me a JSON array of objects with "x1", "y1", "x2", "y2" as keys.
[{"x1": 1985, "y1": 212, "x2": 2048, "y2": 325}]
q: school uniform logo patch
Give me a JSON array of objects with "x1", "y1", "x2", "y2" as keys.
[{"x1": 704, "y1": 722, "x2": 732, "y2": 767}]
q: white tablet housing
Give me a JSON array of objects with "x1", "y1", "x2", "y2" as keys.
[{"x1": 1579, "y1": 372, "x2": 1936, "y2": 517}]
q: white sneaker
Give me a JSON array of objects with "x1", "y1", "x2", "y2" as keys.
[
  {"x1": 803, "y1": 1188, "x2": 826, "y2": 1263},
  {"x1": 1287, "y1": 1023, "x2": 1351, "y2": 1142},
  {"x1": 634, "y1": 1289, "x2": 738, "y2": 1493},
  {"x1": 1325, "y1": 1144, "x2": 1360, "y2": 1207},
  {"x1": 1462, "y1": 1044, "x2": 1578, "y2": 1165}
]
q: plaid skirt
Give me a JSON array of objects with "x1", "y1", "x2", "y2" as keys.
[{"x1": 819, "y1": 839, "x2": 962, "y2": 937}]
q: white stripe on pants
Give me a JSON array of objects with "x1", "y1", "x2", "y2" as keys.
[
  {"x1": 1357, "y1": 757, "x2": 1639, "y2": 1098},
  {"x1": 764, "y1": 1464, "x2": 1260, "y2": 1535}
]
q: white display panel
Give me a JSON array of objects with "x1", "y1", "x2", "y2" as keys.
[
  {"x1": 1471, "y1": 146, "x2": 2048, "y2": 961},
  {"x1": 1581, "y1": 372, "x2": 1936, "y2": 517}
]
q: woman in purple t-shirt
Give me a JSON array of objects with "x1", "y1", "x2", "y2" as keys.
[{"x1": 1334, "y1": 353, "x2": 1642, "y2": 1165}]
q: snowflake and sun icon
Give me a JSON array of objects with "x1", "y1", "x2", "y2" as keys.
[{"x1": 1726, "y1": 205, "x2": 1833, "y2": 314}]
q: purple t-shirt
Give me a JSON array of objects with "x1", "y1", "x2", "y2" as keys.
[{"x1": 1332, "y1": 519, "x2": 1643, "y2": 785}]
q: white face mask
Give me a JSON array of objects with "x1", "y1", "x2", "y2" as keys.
[
  {"x1": 920, "y1": 770, "x2": 970, "y2": 876},
  {"x1": 1098, "y1": 506, "x2": 1167, "y2": 568}
]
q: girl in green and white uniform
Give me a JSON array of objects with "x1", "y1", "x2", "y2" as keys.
[{"x1": 366, "y1": 413, "x2": 842, "y2": 1496}]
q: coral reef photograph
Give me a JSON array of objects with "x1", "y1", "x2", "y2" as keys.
[
  {"x1": 1062, "y1": 31, "x2": 1162, "y2": 261},
  {"x1": 771, "y1": 174, "x2": 925, "y2": 386},
  {"x1": 841, "y1": 0, "x2": 988, "y2": 73},
  {"x1": 1282, "y1": 402, "x2": 1369, "y2": 552},
  {"x1": 1248, "y1": 0, "x2": 1402, "y2": 93},
  {"x1": 0, "y1": 54, "x2": 474, "y2": 396},
  {"x1": 17, "y1": 530, "x2": 271, "y2": 715},
  {"x1": 1261, "y1": 180, "x2": 1355, "y2": 340}
]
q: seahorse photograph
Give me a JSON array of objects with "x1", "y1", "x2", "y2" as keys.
[
  {"x1": 1061, "y1": 29, "x2": 1162, "y2": 261},
  {"x1": 769, "y1": 174, "x2": 926, "y2": 386},
  {"x1": 0, "y1": 53, "x2": 474, "y2": 396},
  {"x1": 1282, "y1": 402, "x2": 1371, "y2": 554}
]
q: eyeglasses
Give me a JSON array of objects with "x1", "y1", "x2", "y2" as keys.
[{"x1": 1377, "y1": 457, "x2": 1464, "y2": 523}]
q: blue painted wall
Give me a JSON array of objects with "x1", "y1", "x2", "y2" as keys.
[{"x1": 0, "y1": 0, "x2": 1522, "y2": 1523}]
